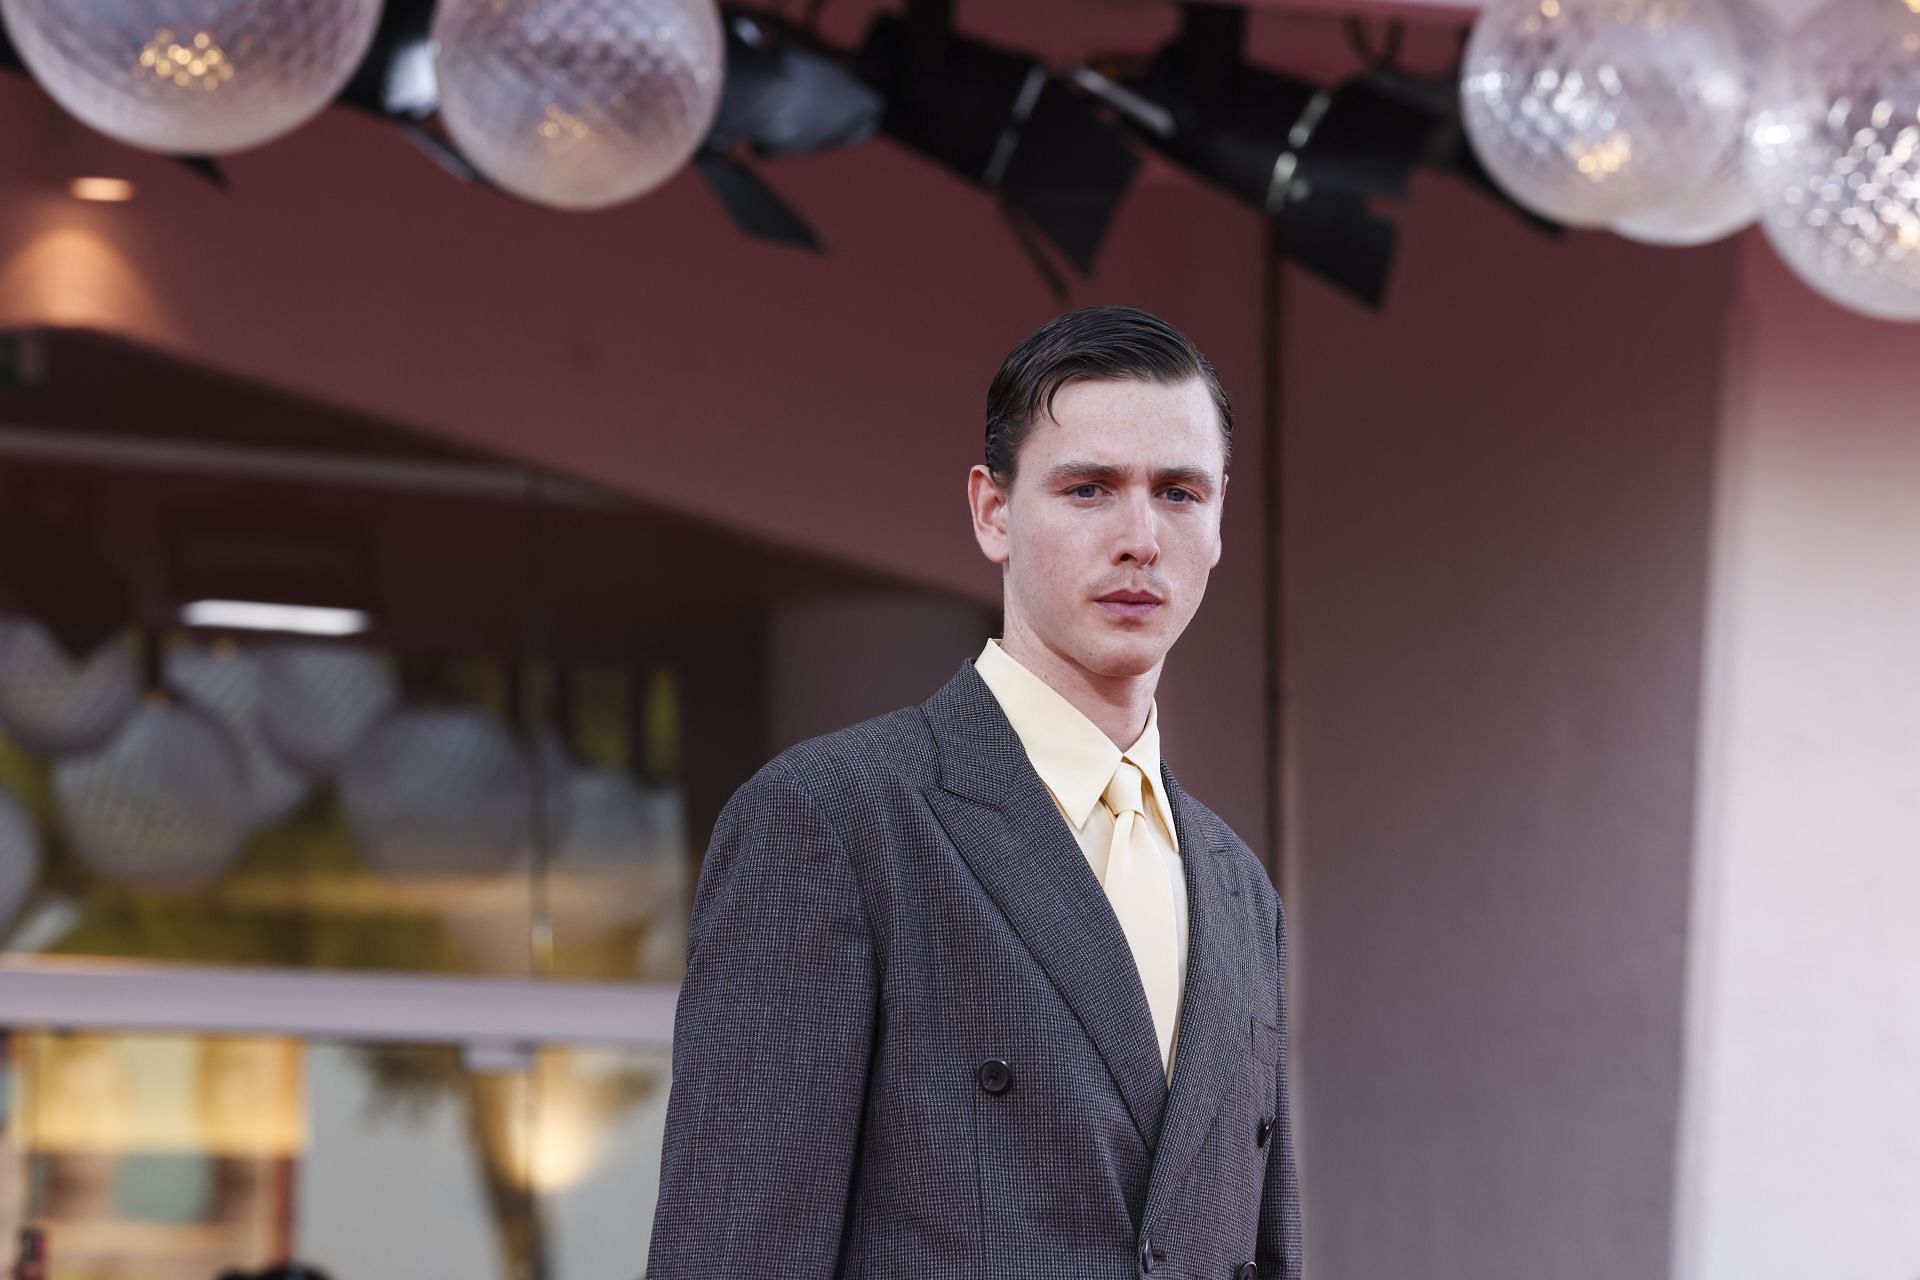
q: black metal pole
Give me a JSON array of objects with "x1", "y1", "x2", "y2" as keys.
[{"x1": 1260, "y1": 214, "x2": 1288, "y2": 895}]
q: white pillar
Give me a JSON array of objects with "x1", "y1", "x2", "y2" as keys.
[{"x1": 1674, "y1": 240, "x2": 1920, "y2": 1280}]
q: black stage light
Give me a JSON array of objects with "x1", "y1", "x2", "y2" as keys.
[
  {"x1": 1358, "y1": 64, "x2": 1568, "y2": 239},
  {"x1": 707, "y1": 9, "x2": 884, "y2": 159},
  {"x1": 692, "y1": 148, "x2": 825, "y2": 249},
  {"x1": 854, "y1": 2, "x2": 1141, "y2": 285},
  {"x1": 1075, "y1": 4, "x2": 1441, "y2": 307},
  {"x1": 340, "y1": 0, "x2": 438, "y2": 122},
  {"x1": 694, "y1": 8, "x2": 888, "y2": 251},
  {"x1": 335, "y1": 0, "x2": 490, "y2": 187}
]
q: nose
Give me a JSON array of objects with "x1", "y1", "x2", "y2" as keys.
[{"x1": 1111, "y1": 489, "x2": 1159, "y2": 567}]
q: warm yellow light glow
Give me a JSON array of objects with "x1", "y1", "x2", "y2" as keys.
[
  {"x1": 136, "y1": 26, "x2": 235, "y2": 91},
  {"x1": 198, "y1": 1037, "x2": 308, "y2": 1157},
  {"x1": 1542, "y1": 0, "x2": 1562, "y2": 16},
  {"x1": 16, "y1": 1032, "x2": 307, "y2": 1157},
  {"x1": 0, "y1": 220, "x2": 176, "y2": 335},
  {"x1": 536, "y1": 104, "x2": 595, "y2": 151},
  {"x1": 473, "y1": 1048, "x2": 655, "y2": 1193},
  {"x1": 1572, "y1": 134, "x2": 1634, "y2": 180},
  {"x1": 69, "y1": 177, "x2": 135, "y2": 203}
]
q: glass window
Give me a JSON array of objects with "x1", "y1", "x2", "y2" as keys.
[
  {"x1": 0, "y1": 1026, "x2": 672, "y2": 1279},
  {"x1": 0, "y1": 330, "x2": 988, "y2": 985}
]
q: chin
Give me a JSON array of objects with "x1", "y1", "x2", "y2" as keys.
[{"x1": 1076, "y1": 634, "x2": 1165, "y2": 680}]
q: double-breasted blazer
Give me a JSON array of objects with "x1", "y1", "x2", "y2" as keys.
[{"x1": 646, "y1": 658, "x2": 1301, "y2": 1279}]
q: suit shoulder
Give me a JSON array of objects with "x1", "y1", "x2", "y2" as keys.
[
  {"x1": 748, "y1": 703, "x2": 936, "y2": 812},
  {"x1": 1177, "y1": 789, "x2": 1282, "y2": 910}
]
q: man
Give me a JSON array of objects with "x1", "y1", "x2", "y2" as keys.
[{"x1": 646, "y1": 305, "x2": 1300, "y2": 1279}]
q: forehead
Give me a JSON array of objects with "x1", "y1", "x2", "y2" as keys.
[{"x1": 1024, "y1": 376, "x2": 1224, "y2": 470}]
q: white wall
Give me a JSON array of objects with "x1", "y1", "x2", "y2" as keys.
[{"x1": 1673, "y1": 236, "x2": 1920, "y2": 1280}]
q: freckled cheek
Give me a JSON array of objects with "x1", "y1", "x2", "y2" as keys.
[
  {"x1": 1011, "y1": 536, "x2": 1092, "y2": 602},
  {"x1": 1018, "y1": 519, "x2": 1105, "y2": 568},
  {"x1": 1161, "y1": 521, "x2": 1217, "y2": 556}
]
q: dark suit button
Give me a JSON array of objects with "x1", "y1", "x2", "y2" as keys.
[
  {"x1": 976, "y1": 1059, "x2": 1012, "y2": 1095},
  {"x1": 1257, "y1": 1116, "x2": 1275, "y2": 1147},
  {"x1": 1138, "y1": 1233, "x2": 1154, "y2": 1273},
  {"x1": 1237, "y1": 1264, "x2": 1259, "y2": 1280}
]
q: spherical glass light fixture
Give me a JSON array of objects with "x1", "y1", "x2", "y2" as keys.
[
  {"x1": 1461, "y1": 0, "x2": 1750, "y2": 226},
  {"x1": 431, "y1": 0, "x2": 727, "y2": 211},
  {"x1": 1615, "y1": 0, "x2": 1780, "y2": 245},
  {"x1": 0, "y1": 0, "x2": 383, "y2": 155},
  {"x1": 548, "y1": 761, "x2": 685, "y2": 922},
  {"x1": 338, "y1": 707, "x2": 530, "y2": 875},
  {"x1": 1745, "y1": 0, "x2": 1920, "y2": 321},
  {"x1": 54, "y1": 701, "x2": 254, "y2": 887},
  {"x1": 254, "y1": 642, "x2": 396, "y2": 778},
  {"x1": 0, "y1": 619, "x2": 140, "y2": 759},
  {"x1": 164, "y1": 643, "x2": 311, "y2": 827}
]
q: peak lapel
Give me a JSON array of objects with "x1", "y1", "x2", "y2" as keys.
[
  {"x1": 1141, "y1": 763, "x2": 1251, "y2": 1230},
  {"x1": 919, "y1": 662, "x2": 1170, "y2": 1153}
]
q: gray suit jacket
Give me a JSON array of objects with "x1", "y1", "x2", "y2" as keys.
[{"x1": 646, "y1": 659, "x2": 1301, "y2": 1279}]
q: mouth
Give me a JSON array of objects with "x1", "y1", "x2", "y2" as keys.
[{"x1": 1095, "y1": 589, "x2": 1163, "y2": 621}]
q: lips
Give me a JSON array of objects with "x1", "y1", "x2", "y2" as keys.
[{"x1": 1095, "y1": 589, "x2": 1162, "y2": 620}]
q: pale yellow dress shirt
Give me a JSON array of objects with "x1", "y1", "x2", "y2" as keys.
[{"x1": 973, "y1": 638, "x2": 1190, "y2": 1077}]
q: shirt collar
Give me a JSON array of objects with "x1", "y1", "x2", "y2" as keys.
[{"x1": 973, "y1": 638, "x2": 1177, "y2": 849}]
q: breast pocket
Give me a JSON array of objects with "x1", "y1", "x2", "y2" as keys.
[{"x1": 1250, "y1": 1014, "x2": 1279, "y2": 1066}]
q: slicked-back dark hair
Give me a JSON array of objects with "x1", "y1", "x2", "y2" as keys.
[{"x1": 984, "y1": 305, "x2": 1232, "y2": 486}]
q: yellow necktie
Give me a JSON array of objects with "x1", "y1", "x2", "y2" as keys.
[{"x1": 1102, "y1": 758, "x2": 1181, "y2": 1081}]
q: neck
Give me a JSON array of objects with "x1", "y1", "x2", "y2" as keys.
[{"x1": 998, "y1": 619, "x2": 1161, "y2": 750}]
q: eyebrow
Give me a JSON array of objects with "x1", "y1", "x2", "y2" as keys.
[{"x1": 1040, "y1": 460, "x2": 1219, "y2": 494}]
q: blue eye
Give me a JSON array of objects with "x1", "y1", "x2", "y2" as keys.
[
  {"x1": 1071, "y1": 484, "x2": 1101, "y2": 499},
  {"x1": 1164, "y1": 488, "x2": 1190, "y2": 503}
]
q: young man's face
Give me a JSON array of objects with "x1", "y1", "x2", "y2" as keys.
[{"x1": 969, "y1": 375, "x2": 1228, "y2": 683}]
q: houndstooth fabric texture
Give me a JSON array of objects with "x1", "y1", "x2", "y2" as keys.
[{"x1": 645, "y1": 660, "x2": 1301, "y2": 1279}]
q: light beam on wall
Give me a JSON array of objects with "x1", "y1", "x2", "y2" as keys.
[{"x1": 67, "y1": 176, "x2": 134, "y2": 202}]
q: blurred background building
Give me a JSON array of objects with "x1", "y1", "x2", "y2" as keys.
[{"x1": 0, "y1": 1, "x2": 1914, "y2": 1279}]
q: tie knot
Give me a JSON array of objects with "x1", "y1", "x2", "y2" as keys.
[{"x1": 1104, "y1": 758, "x2": 1146, "y2": 818}]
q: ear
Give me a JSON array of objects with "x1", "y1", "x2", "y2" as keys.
[
  {"x1": 1210, "y1": 471, "x2": 1229, "y2": 568},
  {"x1": 967, "y1": 464, "x2": 1012, "y2": 567}
]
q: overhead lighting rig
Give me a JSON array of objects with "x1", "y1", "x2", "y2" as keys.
[
  {"x1": 0, "y1": 1, "x2": 1562, "y2": 305},
  {"x1": 695, "y1": 8, "x2": 888, "y2": 252},
  {"x1": 1072, "y1": 4, "x2": 1434, "y2": 307},
  {"x1": 853, "y1": 0, "x2": 1143, "y2": 292}
]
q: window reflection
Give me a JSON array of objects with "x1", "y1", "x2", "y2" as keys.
[
  {"x1": 0, "y1": 329, "x2": 983, "y2": 983},
  {"x1": 0, "y1": 626, "x2": 690, "y2": 983},
  {"x1": 0, "y1": 1028, "x2": 672, "y2": 1279}
]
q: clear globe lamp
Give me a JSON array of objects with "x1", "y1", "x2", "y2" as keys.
[
  {"x1": 1745, "y1": 0, "x2": 1920, "y2": 321},
  {"x1": 0, "y1": 0, "x2": 383, "y2": 155},
  {"x1": 1461, "y1": 0, "x2": 1750, "y2": 227},
  {"x1": 431, "y1": 0, "x2": 727, "y2": 212}
]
